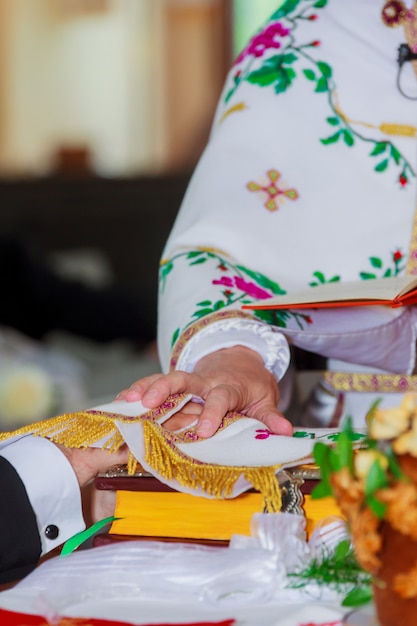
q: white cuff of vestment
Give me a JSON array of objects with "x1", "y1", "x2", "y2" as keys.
[
  {"x1": 0, "y1": 435, "x2": 84, "y2": 555},
  {"x1": 174, "y1": 318, "x2": 290, "y2": 381}
]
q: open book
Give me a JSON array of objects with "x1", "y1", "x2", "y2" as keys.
[{"x1": 242, "y1": 275, "x2": 417, "y2": 311}]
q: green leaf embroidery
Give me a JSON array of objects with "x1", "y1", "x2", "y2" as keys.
[
  {"x1": 270, "y1": 0, "x2": 301, "y2": 19},
  {"x1": 375, "y1": 159, "x2": 389, "y2": 172},
  {"x1": 247, "y1": 65, "x2": 282, "y2": 87},
  {"x1": 390, "y1": 144, "x2": 401, "y2": 165},
  {"x1": 326, "y1": 116, "x2": 339, "y2": 126},
  {"x1": 192, "y1": 307, "x2": 215, "y2": 318},
  {"x1": 171, "y1": 327, "x2": 180, "y2": 347},
  {"x1": 320, "y1": 131, "x2": 341, "y2": 145},
  {"x1": 359, "y1": 272, "x2": 377, "y2": 280},
  {"x1": 370, "y1": 142, "x2": 387, "y2": 156},
  {"x1": 187, "y1": 251, "x2": 205, "y2": 259},
  {"x1": 317, "y1": 61, "x2": 332, "y2": 78},
  {"x1": 369, "y1": 257, "x2": 383, "y2": 269},
  {"x1": 236, "y1": 265, "x2": 286, "y2": 294},
  {"x1": 196, "y1": 300, "x2": 212, "y2": 306},
  {"x1": 343, "y1": 130, "x2": 354, "y2": 146},
  {"x1": 303, "y1": 68, "x2": 316, "y2": 81},
  {"x1": 189, "y1": 257, "x2": 207, "y2": 265},
  {"x1": 314, "y1": 0, "x2": 328, "y2": 7},
  {"x1": 315, "y1": 76, "x2": 328, "y2": 93}
]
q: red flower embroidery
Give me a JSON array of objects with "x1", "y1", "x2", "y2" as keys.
[
  {"x1": 235, "y1": 22, "x2": 290, "y2": 64},
  {"x1": 234, "y1": 277, "x2": 272, "y2": 299},
  {"x1": 399, "y1": 173, "x2": 408, "y2": 187},
  {"x1": 393, "y1": 250, "x2": 403, "y2": 262},
  {"x1": 213, "y1": 276, "x2": 272, "y2": 300},
  {"x1": 255, "y1": 428, "x2": 277, "y2": 440},
  {"x1": 213, "y1": 276, "x2": 234, "y2": 288},
  {"x1": 310, "y1": 40, "x2": 321, "y2": 47}
]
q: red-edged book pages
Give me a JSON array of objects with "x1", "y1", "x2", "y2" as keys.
[{"x1": 242, "y1": 275, "x2": 417, "y2": 311}]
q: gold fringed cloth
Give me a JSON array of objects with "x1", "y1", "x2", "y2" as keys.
[{"x1": 0, "y1": 393, "x2": 357, "y2": 511}]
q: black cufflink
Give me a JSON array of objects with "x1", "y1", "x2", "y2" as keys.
[{"x1": 44, "y1": 524, "x2": 59, "y2": 540}]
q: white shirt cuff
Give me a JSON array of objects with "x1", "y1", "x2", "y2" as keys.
[
  {"x1": 0, "y1": 435, "x2": 85, "y2": 555},
  {"x1": 174, "y1": 318, "x2": 290, "y2": 381}
]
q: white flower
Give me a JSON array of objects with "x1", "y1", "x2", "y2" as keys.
[{"x1": 0, "y1": 365, "x2": 55, "y2": 427}]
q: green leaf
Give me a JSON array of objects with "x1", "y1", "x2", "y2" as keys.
[
  {"x1": 270, "y1": 0, "x2": 301, "y2": 19},
  {"x1": 365, "y1": 460, "x2": 389, "y2": 496},
  {"x1": 293, "y1": 431, "x2": 315, "y2": 438},
  {"x1": 320, "y1": 131, "x2": 341, "y2": 145},
  {"x1": 317, "y1": 61, "x2": 332, "y2": 78},
  {"x1": 312, "y1": 270, "x2": 326, "y2": 283},
  {"x1": 384, "y1": 268, "x2": 393, "y2": 277},
  {"x1": 315, "y1": 76, "x2": 328, "y2": 92},
  {"x1": 160, "y1": 261, "x2": 173, "y2": 277},
  {"x1": 343, "y1": 130, "x2": 354, "y2": 146},
  {"x1": 171, "y1": 327, "x2": 180, "y2": 347},
  {"x1": 369, "y1": 257, "x2": 383, "y2": 269},
  {"x1": 370, "y1": 142, "x2": 387, "y2": 157},
  {"x1": 342, "y1": 586, "x2": 373, "y2": 607},
  {"x1": 247, "y1": 66, "x2": 282, "y2": 87},
  {"x1": 192, "y1": 307, "x2": 214, "y2": 318},
  {"x1": 386, "y1": 445, "x2": 406, "y2": 481},
  {"x1": 366, "y1": 493, "x2": 387, "y2": 519},
  {"x1": 196, "y1": 300, "x2": 212, "y2": 306},
  {"x1": 189, "y1": 257, "x2": 207, "y2": 265},
  {"x1": 187, "y1": 251, "x2": 205, "y2": 258},
  {"x1": 326, "y1": 116, "x2": 339, "y2": 126},
  {"x1": 281, "y1": 52, "x2": 298, "y2": 64},
  {"x1": 336, "y1": 430, "x2": 354, "y2": 474},
  {"x1": 375, "y1": 159, "x2": 389, "y2": 172},
  {"x1": 224, "y1": 87, "x2": 235, "y2": 103},
  {"x1": 311, "y1": 481, "x2": 333, "y2": 499},
  {"x1": 390, "y1": 144, "x2": 402, "y2": 165},
  {"x1": 359, "y1": 272, "x2": 377, "y2": 280},
  {"x1": 335, "y1": 539, "x2": 351, "y2": 561},
  {"x1": 213, "y1": 300, "x2": 225, "y2": 310},
  {"x1": 314, "y1": 0, "x2": 328, "y2": 7},
  {"x1": 236, "y1": 265, "x2": 286, "y2": 294},
  {"x1": 329, "y1": 275, "x2": 341, "y2": 282},
  {"x1": 274, "y1": 68, "x2": 296, "y2": 94},
  {"x1": 303, "y1": 68, "x2": 316, "y2": 81}
]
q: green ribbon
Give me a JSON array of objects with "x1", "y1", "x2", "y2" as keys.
[{"x1": 60, "y1": 516, "x2": 120, "y2": 556}]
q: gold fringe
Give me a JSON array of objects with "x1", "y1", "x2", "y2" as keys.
[
  {"x1": 0, "y1": 411, "x2": 125, "y2": 452},
  {"x1": 142, "y1": 420, "x2": 282, "y2": 511},
  {"x1": 0, "y1": 408, "x2": 282, "y2": 510}
]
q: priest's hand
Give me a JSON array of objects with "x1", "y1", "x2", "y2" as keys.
[{"x1": 116, "y1": 346, "x2": 292, "y2": 438}]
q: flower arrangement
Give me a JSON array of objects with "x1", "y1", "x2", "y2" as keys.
[{"x1": 312, "y1": 394, "x2": 417, "y2": 626}]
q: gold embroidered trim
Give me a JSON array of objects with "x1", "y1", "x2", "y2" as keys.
[
  {"x1": 142, "y1": 419, "x2": 282, "y2": 511},
  {"x1": 160, "y1": 246, "x2": 235, "y2": 267},
  {"x1": 169, "y1": 309, "x2": 257, "y2": 371},
  {"x1": 323, "y1": 371, "x2": 417, "y2": 393},
  {"x1": 219, "y1": 101, "x2": 248, "y2": 124},
  {"x1": 334, "y1": 91, "x2": 417, "y2": 138}
]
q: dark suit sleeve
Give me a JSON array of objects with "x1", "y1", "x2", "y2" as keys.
[{"x1": 0, "y1": 456, "x2": 42, "y2": 584}]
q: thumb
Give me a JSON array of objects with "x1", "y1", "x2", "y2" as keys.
[{"x1": 252, "y1": 405, "x2": 293, "y2": 436}]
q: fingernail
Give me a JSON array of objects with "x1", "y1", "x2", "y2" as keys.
[{"x1": 196, "y1": 420, "x2": 212, "y2": 438}]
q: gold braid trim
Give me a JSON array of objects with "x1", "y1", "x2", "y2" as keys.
[
  {"x1": 142, "y1": 419, "x2": 282, "y2": 512},
  {"x1": 170, "y1": 309, "x2": 257, "y2": 371},
  {"x1": 324, "y1": 371, "x2": 417, "y2": 393},
  {"x1": 0, "y1": 410, "x2": 126, "y2": 452}
]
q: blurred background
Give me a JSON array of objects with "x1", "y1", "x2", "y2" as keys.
[{"x1": 0, "y1": 0, "x2": 279, "y2": 429}]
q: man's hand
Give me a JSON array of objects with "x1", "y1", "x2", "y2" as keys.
[
  {"x1": 117, "y1": 346, "x2": 292, "y2": 438},
  {"x1": 54, "y1": 443, "x2": 130, "y2": 488}
]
